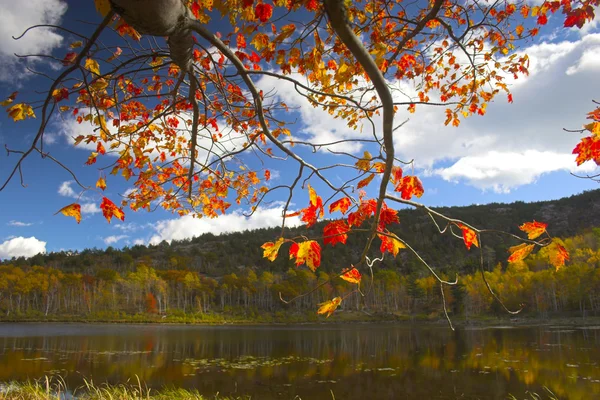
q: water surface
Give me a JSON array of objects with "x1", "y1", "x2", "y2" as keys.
[{"x1": 0, "y1": 323, "x2": 599, "y2": 399}]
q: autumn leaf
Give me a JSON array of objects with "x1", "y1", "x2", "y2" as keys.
[
  {"x1": 85, "y1": 58, "x2": 100, "y2": 75},
  {"x1": 549, "y1": 242, "x2": 569, "y2": 271},
  {"x1": 340, "y1": 267, "x2": 361, "y2": 284},
  {"x1": 508, "y1": 243, "x2": 535, "y2": 263},
  {"x1": 378, "y1": 232, "x2": 406, "y2": 257},
  {"x1": 519, "y1": 221, "x2": 547, "y2": 240},
  {"x1": 289, "y1": 240, "x2": 321, "y2": 271},
  {"x1": 56, "y1": 203, "x2": 81, "y2": 224},
  {"x1": 96, "y1": 177, "x2": 107, "y2": 191},
  {"x1": 61, "y1": 52, "x2": 77, "y2": 66},
  {"x1": 357, "y1": 173, "x2": 375, "y2": 189},
  {"x1": 457, "y1": 223, "x2": 479, "y2": 250},
  {"x1": 255, "y1": 3, "x2": 273, "y2": 23},
  {"x1": 52, "y1": 88, "x2": 69, "y2": 102},
  {"x1": 355, "y1": 151, "x2": 372, "y2": 171},
  {"x1": 94, "y1": 0, "x2": 111, "y2": 16},
  {"x1": 317, "y1": 297, "x2": 342, "y2": 318},
  {"x1": 378, "y1": 203, "x2": 399, "y2": 230},
  {"x1": 300, "y1": 184, "x2": 324, "y2": 227},
  {"x1": 261, "y1": 237, "x2": 284, "y2": 261},
  {"x1": 7, "y1": 104, "x2": 35, "y2": 121},
  {"x1": 100, "y1": 197, "x2": 125, "y2": 223},
  {"x1": 395, "y1": 176, "x2": 424, "y2": 200},
  {"x1": 0, "y1": 91, "x2": 17, "y2": 107},
  {"x1": 329, "y1": 197, "x2": 351, "y2": 214},
  {"x1": 323, "y1": 220, "x2": 350, "y2": 246}
]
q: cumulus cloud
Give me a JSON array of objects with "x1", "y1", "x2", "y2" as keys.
[
  {"x1": 7, "y1": 220, "x2": 33, "y2": 227},
  {"x1": 147, "y1": 206, "x2": 301, "y2": 244},
  {"x1": 104, "y1": 235, "x2": 128, "y2": 245},
  {"x1": 0, "y1": 0, "x2": 68, "y2": 82},
  {"x1": 434, "y1": 150, "x2": 597, "y2": 192},
  {"x1": 81, "y1": 202, "x2": 101, "y2": 214},
  {"x1": 58, "y1": 181, "x2": 78, "y2": 198},
  {"x1": 0, "y1": 236, "x2": 46, "y2": 259}
]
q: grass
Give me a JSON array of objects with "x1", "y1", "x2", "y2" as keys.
[{"x1": 0, "y1": 376, "x2": 249, "y2": 400}]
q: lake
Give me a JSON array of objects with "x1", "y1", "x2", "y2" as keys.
[{"x1": 0, "y1": 323, "x2": 598, "y2": 399}]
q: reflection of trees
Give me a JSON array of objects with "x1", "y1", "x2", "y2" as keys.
[{"x1": 0, "y1": 326, "x2": 599, "y2": 399}]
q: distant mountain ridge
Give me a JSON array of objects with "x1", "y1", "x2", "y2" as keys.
[{"x1": 6, "y1": 189, "x2": 600, "y2": 276}]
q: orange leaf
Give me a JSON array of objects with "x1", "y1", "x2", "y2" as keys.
[
  {"x1": 317, "y1": 297, "x2": 342, "y2": 318},
  {"x1": 300, "y1": 184, "x2": 324, "y2": 227},
  {"x1": 457, "y1": 223, "x2": 479, "y2": 250},
  {"x1": 323, "y1": 220, "x2": 350, "y2": 246},
  {"x1": 96, "y1": 177, "x2": 107, "y2": 191},
  {"x1": 261, "y1": 237, "x2": 284, "y2": 261},
  {"x1": 547, "y1": 241, "x2": 569, "y2": 271},
  {"x1": 508, "y1": 243, "x2": 535, "y2": 263},
  {"x1": 519, "y1": 221, "x2": 547, "y2": 240},
  {"x1": 378, "y1": 232, "x2": 406, "y2": 257},
  {"x1": 340, "y1": 267, "x2": 361, "y2": 284},
  {"x1": 329, "y1": 197, "x2": 351, "y2": 214},
  {"x1": 100, "y1": 197, "x2": 125, "y2": 223},
  {"x1": 289, "y1": 240, "x2": 321, "y2": 271},
  {"x1": 56, "y1": 203, "x2": 81, "y2": 224},
  {"x1": 357, "y1": 173, "x2": 375, "y2": 189}
]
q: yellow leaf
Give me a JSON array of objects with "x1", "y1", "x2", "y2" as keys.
[
  {"x1": 94, "y1": 0, "x2": 111, "y2": 16},
  {"x1": 85, "y1": 58, "x2": 100, "y2": 76},
  {"x1": 261, "y1": 237, "x2": 284, "y2": 261},
  {"x1": 0, "y1": 91, "x2": 17, "y2": 106},
  {"x1": 7, "y1": 103, "x2": 35, "y2": 121},
  {"x1": 56, "y1": 203, "x2": 82, "y2": 224},
  {"x1": 96, "y1": 177, "x2": 107, "y2": 191},
  {"x1": 317, "y1": 297, "x2": 342, "y2": 318},
  {"x1": 289, "y1": 240, "x2": 321, "y2": 271},
  {"x1": 355, "y1": 151, "x2": 372, "y2": 171},
  {"x1": 508, "y1": 243, "x2": 535, "y2": 263},
  {"x1": 70, "y1": 41, "x2": 83, "y2": 48}
]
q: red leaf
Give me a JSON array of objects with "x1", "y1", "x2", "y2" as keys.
[
  {"x1": 347, "y1": 199, "x2": 377, "y2": 227},
  {"x1": 378, "y1": 203, "x2": 399, "y2": 230},
  {"x1": 537, "y1": 14, "x2": 548, "y2": 25},
  {"x1": 300, "y1": 184, "x2": 324, "y2": 227},
  {"x1": 508, "y1": 243, "x2": 535, "y2": 263},
  {"x1": 357, "y1": 173, "x2": 375, "y2": 189},
  {"x1": 329, "y1": 197, "x2": 351, "y2": 214},
  {"x1": 100, "y1": 197, "x2": 125, "y2": 223},
  {"x1": 62, "y1": 52, "x2": 77, "y2": 66},
  {"x1": 323, "y1": 220, "x2": 350, "y2": 246},
  {"x1": 378, "y1": 232, "x2": 406, "y2": 257},
  {"x1": 395, "y1": 175, "x2": 424, "y2": 200},
  {"x1": 255, "y1": 3, "x2": 273, "y2": 23}
]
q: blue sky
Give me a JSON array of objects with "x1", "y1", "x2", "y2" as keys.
[{"x1": 0, "y1": 0, "x2": 599, "y2": 259}]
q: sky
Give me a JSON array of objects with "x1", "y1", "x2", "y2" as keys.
[{"x1": 0, "y1": 0, "x2": 599, "y2": 260}]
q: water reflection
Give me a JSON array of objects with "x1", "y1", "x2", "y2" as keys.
[{"x1": 0, "y1": 323, "x2": 599, "y2": 399}]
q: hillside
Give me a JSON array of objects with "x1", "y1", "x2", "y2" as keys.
[{"x1": 7, "y1": 189, "x2": 600, "y2": 277}]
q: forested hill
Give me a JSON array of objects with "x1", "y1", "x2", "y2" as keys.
[{"x1": 7, "y1": 189, "x2": 600, "y2": 277}]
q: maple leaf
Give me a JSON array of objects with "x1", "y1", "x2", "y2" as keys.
[
  {"x1": 347, "y1": 199, "x2": 377, "y2": 227},
  {"x1": 94, "y1": 0, "x2": 111, "y2": 16},
  {"x1": 457, "y1": 223, "x2": 479, "y2": 250},
  {"x1": 357, "y1": 173, "x2": 375, "y2": 189},
  {"x1": 62, "y1": 52, "x2": 77, "y2": 66},
  {"x1": 378, "y1": 232, "x2": 406, "y2": 257},
  {"x1": 100, "y1": 197, "x2": 125, "y2": 223},
  {"x1": 255, "y1": 3, "x2": 273, "y2": 23},
  {"x1": 355, "y1": 151, "x2": 372, "y2": 171},
  {"x1": 340, "y1": 267, "x2": 361, "y2": 284},
  {"x1": 52, "y1": 88, "x2": 69, "y2": 102},
  {"x1": 261, "y1": 237, "x2": 284, "y2": 261},
  {"x1": 7, "y1": 104, "x2": 35, "y2": 122},
  {"x1": 323, "y1": 220, "x2": 350, "y2": 246},
  {"x1": 395, "y1": 176, "x2": 424, "y2": 200},
  {"x1": 378, "y1": 203, "x2": 399, "y2": 230},
  {"x1": 56, "y1": 203, "x2": 81, "y2": 224},
  {"x1": 300, "y1": 184, "x2": 324, "y2": 227},
  {"x1": 519, "y1": 221, "x2": 547, "y2": 240},
  {"x1": 0, "y1": 92, "x2": 17, "y2": 107},
  {"x1": 548, "y1": 242, "x2": 569, "y2": 271},
  {"x1": 573, "y1": 136, "x2": 600, "y2": 165},
  {"x1": 289, "y1": 240, "x2": 321, "y2": 271},
  {"x1": 329, "y1": 197, "x2": 351, "y2": 214},
  {"x1": 96, "y1": 177, "x2": 107, "y2": 191},
  {"x1": 317, "y1": 297, "x2": 342, "y2": 318},
  {"x1": 508, "y1": 243, "x2": 535, "y2": 263},
  {"x1": 85, "y1": 58, "x2": 100, "y2": 75}
]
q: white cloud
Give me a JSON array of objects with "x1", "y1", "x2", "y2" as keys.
[
  {"x1": 7, "y1": 220, "x2": 33, "y2": 227},
  {"x1": 58, "y1": 180, "x2": 78, "y2": 198},
  {"x1": 133, "y1": 238, "x2": 146, "y2": 245},
  {"x1": 148, "y1": 206, "x2": 301, "y2": 244},
  {"x1": 0, "y1": 236, "x2": 46, "y2": 259},
  {"x1": 0, "y1": 0, "x2": 68, "y2": 82},
  {"x1": 434, "y1": 150, "x2": 597, "y2": 192},
  {"x1": 81, "y1": 202, "x2": 101, "y2": 214},
  {"x1": 104, "y1": 235, "x2": 128, "y2": 245}
]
